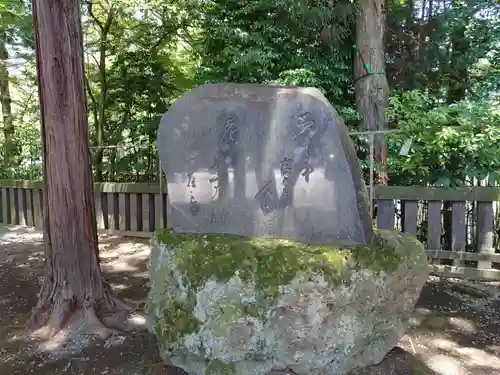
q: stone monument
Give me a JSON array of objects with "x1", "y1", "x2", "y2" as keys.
[
  {"x1": 156, "y1": 83, "x2": 373, "y2": 245},
  {"x1": 148, "y1": 84, "x2": 429, "y2": 375}
]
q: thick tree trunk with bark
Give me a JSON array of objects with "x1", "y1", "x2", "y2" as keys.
[
  {"x1": 354, "y1": 0, "x2": 390, "y2": 185},
  {"x1": 30, "y1": 0, "x2": 127, "y2": 340}
]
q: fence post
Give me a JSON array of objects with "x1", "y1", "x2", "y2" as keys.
[
  {"x1": 476, "y1": 201, "x2": 494, "y2": 270},
  {"x1": 451, "y1": 202, "x2": 466, "y2": 267}
]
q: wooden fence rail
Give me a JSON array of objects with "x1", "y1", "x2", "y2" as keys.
[{"x1": 1, "y1": 180, "x2": 499, "y2": 281}]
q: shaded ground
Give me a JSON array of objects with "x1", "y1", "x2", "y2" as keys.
[{"x1": 0, "y1": 225, "x2": 499, "y2": 375}]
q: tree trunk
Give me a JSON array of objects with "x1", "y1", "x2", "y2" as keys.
[
  {"x1": 0, "y1": 38, "x2": 15, "y2": 175},
  {"x1": 30, "y1": 0, "x2": 127, "y2": 339},
  {"x1": 354, "y1": 0, "x2": 390, "y2": 186},
  {"x1": 441, "y1": 1, "x2": 470, "y2": 261},
  {"x1": 87, "y1": 4, "x2": 115, "y2": 182},
  {"x1": 447, "y1": 20, "x2": 469, "y2": 103}
]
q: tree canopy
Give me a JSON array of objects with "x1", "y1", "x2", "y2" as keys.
[{"x1": 0, "y1": 0, "x2": 498, "y2": 187}]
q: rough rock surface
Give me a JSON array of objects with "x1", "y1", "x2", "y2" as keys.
[{"x1": 147, "y1": 229, "x2": 429, "y2": 375}]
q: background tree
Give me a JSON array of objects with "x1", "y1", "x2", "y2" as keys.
[
  {"x1": 354, "y1": 0, "x2": 390, "y2": 185},
  {"x1": 0, "y1": 0, "x2": 497, "y2": 188},
  {"x1": 0, "y1": 35, "x2": 13, "y2": 174},
  {"x1": 30, "y1": 0, "x2": 127, "y2": 338},
  {"x1": 0, "y1": 0, "x2": 32, "y2": 177},
  {"x1": 82, "y1": 0, "x2": 194, "y2": 182}
]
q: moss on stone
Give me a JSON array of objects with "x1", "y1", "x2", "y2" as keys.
[
  {"x1": 156, "y1": 300, "x2": 200, "y2": 349},
  {"x1": 151, "y1": 229, "x2": 427, "y2": 365},
  {"x1": 155, "y1": 229, "x2": 352, "y2": 296},
  {"x1": 154, "y1": 228, "x2": 420, "y2": 299},
  {"x1": 206, "y1": 359, "x2": 235, "y2": 375}
]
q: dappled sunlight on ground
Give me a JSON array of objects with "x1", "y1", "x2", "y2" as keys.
[
  {"x1": 1, "y1": 224, "x2": 500, "y2": 374},
  {"x1": 98, "y1": 234, "x2": 151, "y2": 280},
  {"x1": 396, "y1": 276, "x2": 500, "y2": 374},
  {"x1": 400, "y1": 334, "x2": 500, "y2": 374},
  {"x1": 0, "y1": 225, "x2": 162, "y2": 374},
  {"x1": 0, "y1": 225, "x2": 43, "y2": 244}
]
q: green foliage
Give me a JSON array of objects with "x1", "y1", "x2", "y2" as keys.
[
  {"x1": 195, "y1": 0, "x2": 354, "y2": 105},
  {"x1": 386, "y1": 0, "x2": 500, "y2": 100},
  {"x1": 82, "y1": 0, "x2": 197, "y2": 182},
  {"x1": 386, "y1": 91, "x2": 500, "y2": 186},
  {"x1": 0, "y1": 0, "x2": 33, "y2": 49},
  {"x1": 0, "y1": 119, "x2": 41, "y2": 179},
  {"x1": 0, "y1": 0, "x2": 498, "y2": 188}
]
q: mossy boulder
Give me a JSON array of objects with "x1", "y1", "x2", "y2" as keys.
[{"x1": 147, "y1": 229, "x2": 429, "y2": 375}]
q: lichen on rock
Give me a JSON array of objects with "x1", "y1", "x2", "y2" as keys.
[{"x1": 147, "y1": 229, "x2": 429, "y2": 375}]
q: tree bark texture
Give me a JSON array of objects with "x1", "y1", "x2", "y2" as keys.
[
  {"x1": 354, "y1": 0, "x2": 390, "y2": 185},
  {"x1": 31, "y1": 0, "x2": 124, "y2": 335}
]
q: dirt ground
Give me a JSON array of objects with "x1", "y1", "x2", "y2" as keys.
[{"x1": 1, "y1": 225, "x2": 500, "y2": 375}]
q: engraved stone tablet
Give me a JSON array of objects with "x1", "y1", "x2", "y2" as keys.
[{"x1": 157, "y1": 83, "x2": 373, "y2": 244}]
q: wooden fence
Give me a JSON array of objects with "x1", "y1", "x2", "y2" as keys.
[{"x1": 0, "y1": 180, "x2": 499, "y2": 281}]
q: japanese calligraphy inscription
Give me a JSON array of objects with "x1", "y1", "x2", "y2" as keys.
[{"x1": 157, "y1": 83, "x2": 373, "y2": 244}]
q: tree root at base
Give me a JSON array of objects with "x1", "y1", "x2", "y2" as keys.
[{"x1": 26, "y1": 295, "x2": 140, "y2": 354}]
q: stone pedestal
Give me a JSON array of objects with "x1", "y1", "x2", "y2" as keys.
[{"x1": 147, "y1": 230, "x2": 429, "y2": 375}]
